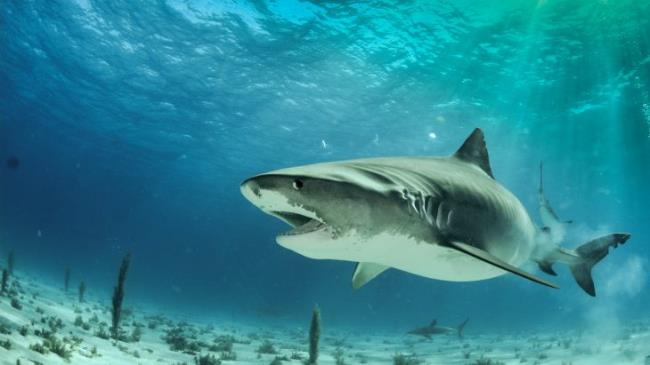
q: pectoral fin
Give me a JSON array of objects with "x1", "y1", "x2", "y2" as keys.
[
  {"x1": 445, "y1": 241, "x2": 559, "y2": 289},
  {"x1": 352, "y1": 262, "x2": 389, "y2": 289}
]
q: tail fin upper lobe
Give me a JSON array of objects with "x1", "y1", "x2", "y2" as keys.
[
  {"x1": 569, "y1": 233, "x2": 631, "y2": 296},
  {"x1": 536, "y1": 163, "x2": 631, "y2": 296}
]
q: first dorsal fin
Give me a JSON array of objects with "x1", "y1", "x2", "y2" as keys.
[
  {"x1": 430, "y1": 319, "x2": 437, "y2": 327},
  {"x1": 454, "y1": 128, "x2": 494, "y2": 179}
]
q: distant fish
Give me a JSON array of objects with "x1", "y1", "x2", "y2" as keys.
[
  {"x1": 6, "y1": 156, "x2": 19, "y2": 169},
  {"x1": 407, "y1": 318, "x2": 469, "y2": 339}
]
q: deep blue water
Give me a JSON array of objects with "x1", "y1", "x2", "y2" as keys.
[{"x1": 1, "y1": 0, "x2": 649, "y2": 333}]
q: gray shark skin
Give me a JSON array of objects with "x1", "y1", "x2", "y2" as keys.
[
  {"x1": 408, "y1": 319, "x2": 469, "y2": 339},
  {"x1": 241, "y1": 128, "x2": 631, "y2": 296}
]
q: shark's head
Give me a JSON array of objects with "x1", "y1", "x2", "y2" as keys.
[{"x1": 241, "y1": 161, "x2": 417, "y2": 261}]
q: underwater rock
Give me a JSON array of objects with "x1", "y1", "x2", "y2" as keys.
[
  {"x1": 1, "y1": 269, "x2": 7, "y2": 294},
  {"x1": 10, "y1": 297, "x2": 22, "y2": 310},
  {"x1": 0, "y1": 269, "x2": 9, "y2": 295},
  {"x1": 308, "y1": 306, "x2": 321, "y2": 365},
  {"x1": 7, "y1": 250, "x2": 14, "y2": 275},
  {"x1": 393, "y1": 353, "x2": 424, "y2": 365},
  {"x1": 256, "y1": 340, "x2": 277, "y2": 355},
  {"x1": 194, "y1": 353, "x2": 221, "y2": 365},
  {"x1": 111, "y1": 253, "x2": 131, "y2": 340}
]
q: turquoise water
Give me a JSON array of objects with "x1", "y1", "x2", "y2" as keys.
[{"x1": 1, "y1": 0, "x2": 649, "y2": 334}]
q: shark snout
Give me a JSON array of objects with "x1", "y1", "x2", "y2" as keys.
[
  {"x1": 240, "y1": 174, "x2": 299, "y2": 214},
  {"x1": 240, "y1": 177, "x2": 262, "y2": 204}
]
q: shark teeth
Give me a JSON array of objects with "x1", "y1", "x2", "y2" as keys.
[{"x1": 280, "y1": 219, "x2": 326, "y2": 236}]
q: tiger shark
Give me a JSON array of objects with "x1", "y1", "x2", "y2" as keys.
[
  {"x1": 407, "y1": 318, "x2": 469, "y2": 339},
  {"x1": 241, "y1": 128, "x2": 630, "y2": 296}
]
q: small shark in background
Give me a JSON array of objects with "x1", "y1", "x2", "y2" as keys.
[
  {"x1": 241, "y1": 128, "x2": 631, "y2": 296},
  {"x1": 538, "y1": 162, "x2": 573, "y2": 245},
  {"x1": 408, "y1": 318, "x2": 469, "y2": 339}
]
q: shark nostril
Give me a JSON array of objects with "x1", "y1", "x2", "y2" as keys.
[{"x1": 242, "y1": 179, "x2": 262, "y2": 198}]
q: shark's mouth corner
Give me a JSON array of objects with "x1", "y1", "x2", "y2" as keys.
[{"x1": 272, "y1": 211, "x2": 327, "y2": 237}]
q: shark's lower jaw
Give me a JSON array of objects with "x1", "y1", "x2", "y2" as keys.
[
  {"x1": 272, "y1": 210, "x2": 340, "y2": 260},
  {"x1": 272, "y1": 211, "x2": 328, "y2": 237},
  {"x1": 280, "y1": 219, "x2": 326, "y2": 236}
]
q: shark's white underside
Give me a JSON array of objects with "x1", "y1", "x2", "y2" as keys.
[
  {"x1": 280, "y1": 230, "x2": 512, "y2": 281},
  {"x1": 262, "y1": 183, "x2": 533, "y2": 282}
]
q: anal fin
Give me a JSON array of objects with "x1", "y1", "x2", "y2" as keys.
[
  {"x1": 445, "y1": 241, "x2": 559, "y2": 289},
  {"x1": 352, "y1": 262, "x2": 389, "y2": 289}
]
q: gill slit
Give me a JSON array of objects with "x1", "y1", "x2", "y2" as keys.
[{"x1": 401, "y1": 189, "x2": 440, "y2": 226}]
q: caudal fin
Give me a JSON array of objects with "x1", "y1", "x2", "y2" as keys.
[
  {"x1": 457, "y1": 318, "x2": 469, "y2": 339},
  {"x1": 570, "y1": 233, "x2": 631, "y2": 296}
]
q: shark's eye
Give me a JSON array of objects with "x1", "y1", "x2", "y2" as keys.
[{"x1": 292, "y1": 179, "x2": 304, "y2": 190}]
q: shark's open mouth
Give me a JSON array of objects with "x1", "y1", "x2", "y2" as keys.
[{"x1": 273, "y1": 211, "x2": 327, "y2": 237}]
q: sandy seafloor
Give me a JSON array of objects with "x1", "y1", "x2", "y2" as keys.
[{"x1": 1, "y1": 270, "x2": 649, "y2": 365}]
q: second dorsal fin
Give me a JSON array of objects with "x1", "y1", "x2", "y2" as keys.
[{"x1": 454, "y1": 128, "x2": 494, "y2": 179}]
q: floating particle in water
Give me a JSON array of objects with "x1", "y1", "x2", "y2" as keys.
[
  {"x1": 6, "y1": 156, "x2": 19, "y2": 169},
  {"x1": 643, "y1": 103, "x2": 650, "y2": 139},
  {"x1": 321, "y1": 139, "x2": 328, "y2": 149},
  {"x1": 428, "y1": 132, "x2": 437, "y2": 140}
]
